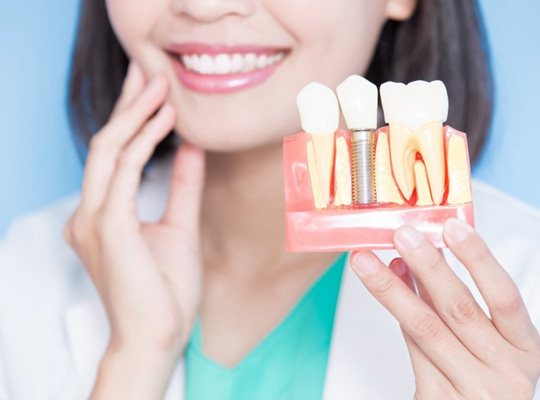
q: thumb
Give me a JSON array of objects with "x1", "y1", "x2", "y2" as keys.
[{"x1": 161, "y1": 141, "x2": 206, "y2": 229}]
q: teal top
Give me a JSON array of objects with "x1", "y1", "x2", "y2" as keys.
[{"x1": 185, "y1": 253, "x2": 347, "y2": 400}]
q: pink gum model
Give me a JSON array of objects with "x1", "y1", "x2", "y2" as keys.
[{"x1": 283, "y1": 126, "x2": 474, "y2": 252}]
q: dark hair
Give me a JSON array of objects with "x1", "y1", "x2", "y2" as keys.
[{"x1": 69, "y1": 0, "x2": 493, "y2": 164}]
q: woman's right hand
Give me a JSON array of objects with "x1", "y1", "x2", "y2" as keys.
[{"x1": 63, "y1": 62, "x2": 206, "y2": 399}]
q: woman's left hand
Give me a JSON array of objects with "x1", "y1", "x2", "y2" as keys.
[{"x1": 350, "y1": 218, "x2": 540, "y2": 400}]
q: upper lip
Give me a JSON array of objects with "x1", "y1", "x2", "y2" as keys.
[{"x1": 167, "y1": 42, "x2": 289, "y2": 56}]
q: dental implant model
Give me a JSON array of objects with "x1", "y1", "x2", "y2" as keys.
[
  {"x1": 336, "y1": 75, "x2": 378, "y2": 206},
  {"x1": 282, "y1": 76, "x2": 474, "y2": 252}
]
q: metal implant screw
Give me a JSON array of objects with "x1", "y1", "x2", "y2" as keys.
[{"x1": 350, "y1": 129, "x2": 377, "y2": 205}]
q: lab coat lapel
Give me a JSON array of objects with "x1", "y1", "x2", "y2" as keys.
[
  {"x1": 322, "y1": 252, "x2": 415, "y2": 400},
  {"x1": 63, "y1": 297, "x2": 186, "y2": 399}
]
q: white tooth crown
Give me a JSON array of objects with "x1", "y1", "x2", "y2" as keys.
[
  {"x1": 181, "y1": 52, "x2": 284, "y2": 75},
  {"x1": 380, "y1": 80, "x2": 449, "y2": 130},
  {"x1": 336, "y1": 75, "x2": 378, "y2": 130},
  {"x1": 296, "y1": 82, "x2": 340, "y2": 135}
]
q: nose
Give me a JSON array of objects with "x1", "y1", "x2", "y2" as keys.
[{"x1": 172, "y1": 0, "x2": 254, "y2": 23}]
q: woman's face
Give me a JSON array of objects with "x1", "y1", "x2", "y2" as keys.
[{"x1": 106, "y1": 0, "x2": 415, "y2": 152}]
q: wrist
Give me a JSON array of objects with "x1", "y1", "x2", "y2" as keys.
[{"x1": 90, "y1": 341, "x2": 180, "y2": 400}]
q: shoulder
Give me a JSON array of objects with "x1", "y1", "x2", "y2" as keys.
[
  {"x1": 0, "y1": 194, "x2": 93, "y2": 398},
  {"x1": 0, "y1": 193, "x2": 86, "y2": 290}
]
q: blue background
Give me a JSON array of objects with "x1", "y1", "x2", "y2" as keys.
[{"x1": 1, "y1": 1, "x2": 539, "y2": 235}]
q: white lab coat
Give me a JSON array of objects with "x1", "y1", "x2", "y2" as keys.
[{"x1": 1, "y1": 154, "x2": 539, "y2": 400}]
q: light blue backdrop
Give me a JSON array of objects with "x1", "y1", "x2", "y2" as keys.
[{"x1": 1, "y1": 1, "x2": 539, "y2": 235}]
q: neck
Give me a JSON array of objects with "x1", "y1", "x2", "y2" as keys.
[
  {"x1": 200, "y1": 141, "x2": 338, "y2": 278},
  {"x1": 201, "y1": 142, "x2": 285, "y2": 269}
]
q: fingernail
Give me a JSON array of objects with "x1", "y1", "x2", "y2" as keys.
[
  {"x1": 444, "y1": 218, "x2": 473, "y2": 243},
  {"x1": 351, "y1": 252, "x2": 379, "y2": 276},
  {"x1": 389, "y1": 258, "x2": 408, "y2": 277},
  {"x1": 394, "y1": 225, "x2": 424, "y2": 250}
]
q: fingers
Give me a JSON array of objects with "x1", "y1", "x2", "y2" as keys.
[
  {"x1": 393, "y1": 225, "x2": 505, "y2": 364},
  {"x1": 350, "y1": 251, "x2": 480, "y2": 386},
  {"x1": 80, "y1": 75, "x2": 169, "y2": 213},
  {"x1": 112, "y1": 62, "x2": 147, "y2": 116},
  {"x1": 161, "y1": 142, "x2": 206, "y2": 230},
  {"x1": 443, "y1": 218, "x2": 540, "y2": 352},
  {"x1": 389, "y1": 259, "x2": 455, "y2": 395},
  {"x1": 102, "y1": 104, "x2": 176, "y2": 222}
]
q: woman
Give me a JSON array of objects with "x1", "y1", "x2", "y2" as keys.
[{"x1": 1, "y1": 0, "x2": 539, "y2": 399}]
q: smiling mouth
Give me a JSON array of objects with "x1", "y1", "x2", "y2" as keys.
[
  {"x1": 172, "y1": 51, "x2": 287, "y2": 75},
  {"x1": 167, "y1": 43, "x2": 290, "y2": 93}
]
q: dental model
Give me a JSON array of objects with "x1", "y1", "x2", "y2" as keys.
[
  {"x1": 296, "y1": 82, "x2": 340, "y2": 209},
  {"x1": 336, "y1": 75, "x2": 378, "y2": 205},
  {"x1": 380, "y1": 81, "x2": 448, "y2": 205},
  {"x1": 283, "y1": 77, "x2": 474, "y2": 252}
]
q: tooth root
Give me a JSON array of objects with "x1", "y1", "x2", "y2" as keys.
[
  {"x1": 389, "y1": 122, "x2": 446, "y2": 205},
  {"x1": 447, "y1": 135, "x2": 472, "y2": 205},
  {"x1": 414, "y1": 160, "x2": 434, "y2": 206},
  {"x1": 307, "y1": 140, "x2": 327, "y2": 209},
  {"x1": 375, "y1": 132, "x2": 404, "y2": 204},
  {"x1": 333, "y1": 136, "x2": 352, "y2": 206},
  {"x1": 311, "y1": 134, "x2": 335, "y2": 205},
  {"x1": 389, "y1": 124, "x2": 417, "y2": 201},
  {"x1": 416, "y1": 122, "x2": 446, "y2": 205}
]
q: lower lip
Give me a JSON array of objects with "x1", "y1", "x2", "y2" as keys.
[{"x1": 170, "y1": 55, "x2": 284, "y2": 94}]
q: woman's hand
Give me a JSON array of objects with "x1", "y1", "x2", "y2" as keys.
[
  {"x1": 64, "y1": 62, "x2": 206, "y2": 399},
  {"x1": 350, "y1": 218, "x2": 540, "y2": 400}
]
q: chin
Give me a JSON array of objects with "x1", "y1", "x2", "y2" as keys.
[{"x1": 173, "y1": 116, "x2": 298, "y2": 153}]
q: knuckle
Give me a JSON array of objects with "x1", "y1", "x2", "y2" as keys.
[
  {"x1": 371, "y1": 276, "x2": 394, "y2": 298},
  {"x1": 69, "y1": 214, "x2": 92, "y2": 245},
  {"x1": 88, "y1": 133, "x2": 107, "y2": 153},
  {"x1": 117, "y1": 151, "x2": 143, "y2": 169},
  {"x1": 63, "y1": 220, "x2": 74, "y2": 246},
  {"x1": 446, "y1": 292, "x2": 479, "y2": 324},
  {"x1": 418, "y1": 251, "x2": 442, "y2": 276},
  {"x1": 466, "y1": 240, "x2": 492, "y2": 265},
  {"x1": 493, "y1": 289, "x2": 523, "y2": 315},
  {"x1": 504, "y1": 373, "x2": 534, "y2": 400},
  {"x1": 409, "y1": 311, "x2": 441, "y2": 341}
]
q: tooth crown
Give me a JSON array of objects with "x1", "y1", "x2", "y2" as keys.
[
  {"x1": 380, "y1": 80, "x2": 449, "y2": 130},
  {"x1": 336, "y1": 75, "x2": 378, "y2": 130},
  {"x1": 296, "y1": 82, "x2": 340, "y2": 135}
]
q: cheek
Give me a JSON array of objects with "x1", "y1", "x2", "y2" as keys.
[
  {"x1": 105, "y1": 0, "x2": 164, "y2": 58},
  {"x1": 271, "y1": 0, "x2": 387, "y2": 85}
]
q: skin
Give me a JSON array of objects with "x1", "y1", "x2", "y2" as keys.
[{"x1": 62, "y1": 0, "x2": 540, "y2": 398}]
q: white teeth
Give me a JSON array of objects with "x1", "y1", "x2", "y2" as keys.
[
  {"x1": 243, "y1": 53, "x2": 257, "y2": 72},
  {"x1": 336, "y1": 75, "x2": 378, "y2": 130},
  {"x1": 181, "y1": 51, "x2": 285, "y2": 75},
  {"x1": 199, "y1": 54, "x2": 213, "y2": 74},
  {"x1": 230, "y1": 54, "x2": 243, "y2": 73},
  {"x1": 380, "y1": 80, "x2": 448, "y2": 130},
  {"x1": 296, "y1": 82, "x2": 340, "y2": 135},
  {"x1": 214, "y1": 54, "x2": 231, "y2": 74},
  {"x1": 256, "y1": 54, "x2": 269, "y2": 69}
]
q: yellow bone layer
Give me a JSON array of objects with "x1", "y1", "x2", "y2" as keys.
[
  {"x1": 307, "y1": 140, "x2": 327, "y2": 209},
  {"x1": 375, "y1": 132, "x2": 404, "y2": 204},
  {"x1": 447, "y1": 135, "x2": 472, "y2": 205},
  {"x1": 311, "y1": 133, "x2": 335, "y2": 206},
  {"x1": 333, "y1": 136, "x2": 352, "y2": 206}
]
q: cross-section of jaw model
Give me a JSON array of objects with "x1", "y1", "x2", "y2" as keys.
[{"x1": 283, "y1": 76, "x2": 474, "y2": 252}]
